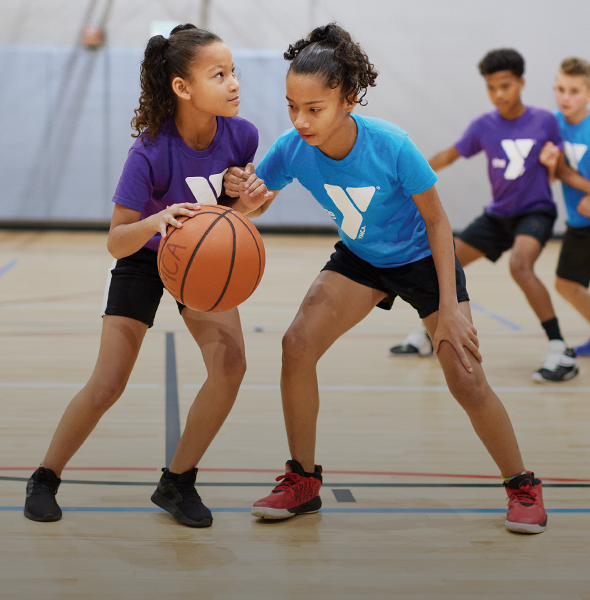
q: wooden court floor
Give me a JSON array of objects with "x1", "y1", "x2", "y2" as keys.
[{"x1": 1, "y1": 230, "x2": 589, "y2": 599}]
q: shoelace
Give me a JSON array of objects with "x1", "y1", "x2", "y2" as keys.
[
  {"x1": 511, "y1": 483, "x2": 538, "y2": 506},
  {"x1": 272, "y1": 471, "x2": 303, "y2": 493},
  {"x1": 29, "y1": 480, "x2": 58, "y2": 495},
  {"x1": 174, "y1": 481, "x2": 202, "y2": 500}
]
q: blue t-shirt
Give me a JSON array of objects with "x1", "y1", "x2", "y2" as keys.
[
  {"x1": 555, "y1": 111, "x2": 590, "y2": 229},
  {"x1": 454, "y1": 107, "x2": 562, "y2": 217},
  {"x1": 256, "y1": 114, "x2": 437, "y2": 268},
  {"x1": 112, "y1": 116, "x2": 258, "y2": 251}
]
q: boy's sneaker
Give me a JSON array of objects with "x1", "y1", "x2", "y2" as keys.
[
  {"x1": 252, "y1": 460, "x2": 322, "y2": 519},
  {"x1": 504, "y1": 471, "x2": 547, "y2": 534},
  {"x1": 574, "y1": 338, "x2": 590, "y2": 357},
  {"x1": 389, "y1": 330, "x2": 433, "y2": 357},
  {"x1": 532, "y1": 340, "x2": 578, "y2": 382},
  {"x1": 151, "y1": 468, "x2": 212, "y2": 527},
  {"x1": 24, "y1": 467, "x2": 62, "y2": 522}
]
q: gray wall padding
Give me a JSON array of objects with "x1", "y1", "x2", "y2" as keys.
[{"x1": 0, "y1": 46, "x2": 331, "y2": 228}]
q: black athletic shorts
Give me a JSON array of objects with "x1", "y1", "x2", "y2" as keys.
[
  {"x1": 102, "y1": 247, "x2": 186, "y2": 328},
  {"x1": 556, "y1": 224, "x2": 590, "y2": 287},
  {"x1": 458, "y1": 208, "x2": 556, "y2": 262},
  {"x1": 321, "y1": 241, "x2": 470, "y2": 319}
]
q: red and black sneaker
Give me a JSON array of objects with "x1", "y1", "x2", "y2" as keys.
[
  {"x1": 504, "y1": 471, "x2": 547, "y2": 534},
  {"x1": 252, "y1": 459, "x2": 322, "y2": 519}
]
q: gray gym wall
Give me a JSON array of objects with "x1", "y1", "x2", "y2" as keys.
[{"x1": 1, "y1": 0, "x2": 589, "y2": 232}]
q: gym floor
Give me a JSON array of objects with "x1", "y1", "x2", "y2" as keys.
[{"x1": 1, "y1": 230, "x2": 589, "y2": 599}]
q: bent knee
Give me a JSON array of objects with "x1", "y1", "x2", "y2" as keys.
[
  {"x1": 86, "y1": 378, "x2": 127, "y2": 412},
  {"x1": 509, "y1": 257, "x2": 534, "y2": 281},
  {"x1": 447, "y1": 374, "x2": 491, "y2": 409},
  {"x1": 216, "y1": 351, "x2": 247, "y2": 389},
  {"x1": 282, "y1": 327, "x2": 318, "y2": 366}
]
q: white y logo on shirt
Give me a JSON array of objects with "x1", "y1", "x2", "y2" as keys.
[
  {"x1": 500, "y1": 139, "x2": 535, "y2": 180},
  {"x1": 563, "y1": 142, "x2": 588, "y2": 172},
  {"x1": 324, "y1": 184, "x2": 376, "y2": 238},
  {"x1": 185, "y1": 169, "x2": 228, "y2": 204}
]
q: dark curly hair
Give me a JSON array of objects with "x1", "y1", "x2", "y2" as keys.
[
  {"x1": 478, "y1": 49, "x2": 525, "y2": 78},
  {"x1": 284, "y1": 23, "x2": 378, "y2": 105},
  {"x1": 131, "y1": 24, "x2": 221, "y2": 142}
]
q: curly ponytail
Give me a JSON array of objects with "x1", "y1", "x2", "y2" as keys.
[
  {"x1": 284, "y1": 23, "x2": 378, "y2": 105},
  {"x1": 131, "y1": 24, "x2": 221, "y2": 141}
]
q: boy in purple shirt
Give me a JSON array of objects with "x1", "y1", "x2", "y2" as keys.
[{"x1": 391, "y1": 49, "x2": 578, "y2": 382}]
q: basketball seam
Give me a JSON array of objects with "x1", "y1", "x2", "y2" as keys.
[
  {"x1": 206, "y1": 214, "x2": 236, "y2": 312},
  {"x1": 179, "y1": 209, "x2": 230, "y2": 305},
  {"x1": 229, "y1": 210, "x2": 263, "y2": 293},
  {"x1": 158, "y1": 219, "x2": 182, "y2": 276}
]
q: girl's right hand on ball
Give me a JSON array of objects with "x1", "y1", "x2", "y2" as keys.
[{"x1": 153, "y1": 203, "x2": 201, "y2": 238}]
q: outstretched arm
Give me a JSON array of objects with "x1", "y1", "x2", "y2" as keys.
[
  {"x1": 429, "y1": 146, "x2": 461, "y2": 171},
  {"x1": 412, "y1": 185, "x2": 481, "y2": 372}
]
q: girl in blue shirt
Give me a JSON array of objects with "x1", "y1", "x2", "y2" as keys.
[{"x1": 226, "y1": 24, "x2": 548, "y2": 534}]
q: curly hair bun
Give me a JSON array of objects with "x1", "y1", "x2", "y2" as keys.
[
  {"x1": 308, "y1": 23, "x2": 349, "y2": 48},
  {"x1": 285, "y1": 23, "x2": 378, "y2": 106},
  {"x1": 170, "y1": 23, "x2": 197, "y2": 36}
]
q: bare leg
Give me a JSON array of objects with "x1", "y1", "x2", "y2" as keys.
[
  {"x1": 168, "y1": 307, "x2": 246, "y2": 474},
  {"x1": 42, "y1": 316, "x2": 148, "y2": 477},
  {"x1": 281, "y1": 271, "x2": 387, "y2": 472},
  {"x1": 423, "y1": 302, "x2": 524, "y2": 477},
  {"x1": 509, "y1": 235, "x2": 556, "y2": 323},
  {"x1": 555, "y1": 276, "x2": 590, "y2": 323},
  {"x1": 454, "y1": 238, "x2": 485, "y2": 267}
]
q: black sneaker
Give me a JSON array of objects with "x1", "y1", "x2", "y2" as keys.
[
  {"x1": 24, "y1": 467, "x2": 62, "y2": 522},
  {"x1": 151, "y1": 468, "x2": 212, "y2": 527}
]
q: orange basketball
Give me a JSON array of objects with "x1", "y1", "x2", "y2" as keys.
[{"x1": 157, "y1": 205, "x2": 265, "y2": 312}]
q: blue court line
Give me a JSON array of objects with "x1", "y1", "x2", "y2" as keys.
[
  {"x1": 469, "y1": 302, "x2": 522, "y2": 331},
  {"x1": 1, "y1": 507, "x2": 589, "y2": 513},
  {"x1": 0, "y1": 259, "x2": 17, "y2": 278}
]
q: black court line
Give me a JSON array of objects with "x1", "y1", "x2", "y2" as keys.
[
  {"x1": 1, "y1": 476, "x2": 588, "y2": 488},
  {"x1": 165, "y1": 332, "x2": 181, "y2": 467},
  {"x1": 332, "y1": 489, "x2": 356, "y2": 502}
]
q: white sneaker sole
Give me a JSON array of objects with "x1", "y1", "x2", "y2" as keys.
[
  {"x1": 251, "y1": 506, "x2": 320, "y2": 519},
  {"x1": 505, "y1": 519, "x2": 546, "y2": 534}
]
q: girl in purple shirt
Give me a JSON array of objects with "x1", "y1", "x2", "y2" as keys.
[{"x1": 24, "y1": 24, "x2": 269, "y2": 527}]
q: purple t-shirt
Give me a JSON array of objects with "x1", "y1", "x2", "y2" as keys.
[
  {"x1": 454, "y1": 107, "x2": 562, "y2": 217},
  {"x1": 112, "y1": 116, "x2": 258, "y2": 251}
]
